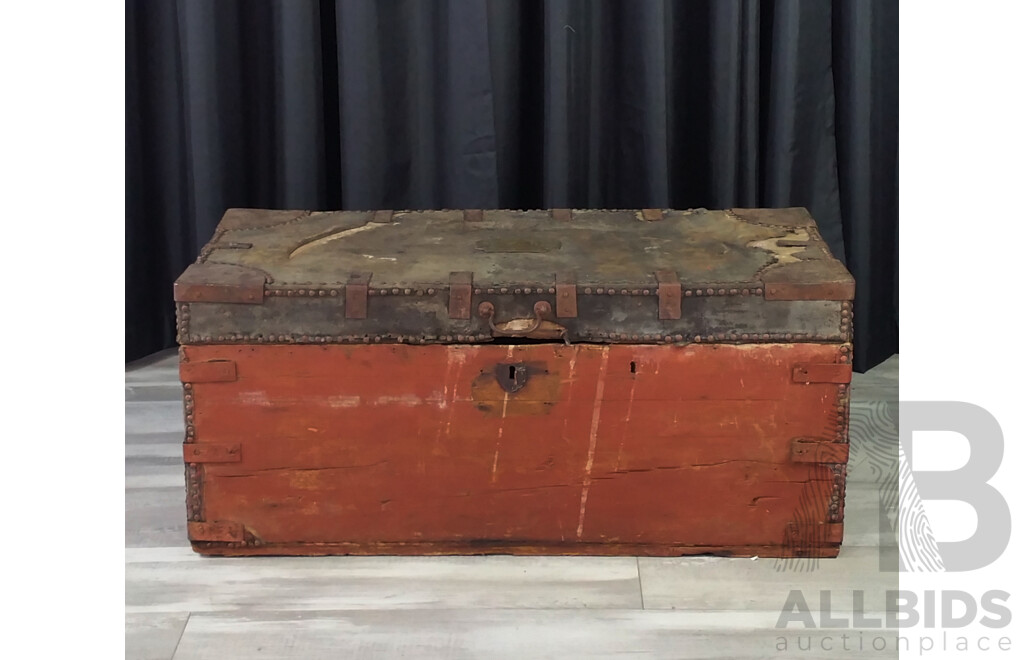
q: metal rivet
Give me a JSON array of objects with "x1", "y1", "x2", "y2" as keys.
[
  {"x1": 694, "y1": 335, "x2": 702, "y2": 342},
  {"x1": 380, "y1": 289, "x2": 388, "y2": 296},
  {"x1": 427, "y1": 288, "x2": 436, "y2": 295},
  {"x1": 584, "y1": 288, "x2": 593, "y2": 294},
  {"x1": 718, "y1": 289, "x2": 726, "y2": 295},
  {"x1": 684, "y1": 290, "x2": 693, "y2": 297},
  {"x1": 741, "y1": 333, "x2": 749, "y2": 339},
  {"x1": 392, "y1": 288, "x2": 400, "y2": 295},
  {"x1": 596, "y1": 288, "x2": 605, "y2": 294},
  {"x1": 298, "y1": 290, "x2": 306, "y2": 296},
  {"x1": 548, "y1": 287, "x2": 556, "y2": 294},
  {"x1": 706, "y1": 288, "x2": 714, "y2": 295},
  {"x1": 755, "y1": 288, "x2": 764, "y2": 295},
  {"x1": 643, "y1": 289, "x2": 650, "y2": 295},
  {"x1": 675, "y1": 334, "x2": 683, "y2": 341},
  {"x1": 631, "y1": 334, "x2": 639, "y2": 340},
  {"x1": 695, "y1": 290, "x2": 703, "y2": 296},
  {"x1": 405, "y1": 288, "x2": 412, "y2": 295},
  {"x1": 500, "y1": 287, "x2": 508, "y2": 294}
]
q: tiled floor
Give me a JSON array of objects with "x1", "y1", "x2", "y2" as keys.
[{"x1": 126, "y1": 350, "x2": 899, "y2": 659}]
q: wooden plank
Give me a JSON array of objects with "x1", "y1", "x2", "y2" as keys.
[
  {"x1": 183, "y1": 343, "x2": 845, "y2": 554},
  {"x1": 125, "y1": 401, "x2": 184, "y2": 435},
  {"x1": 125, "y1": 613, "x2": 189, "y2": 660},
  {"x1": 125, "y1": 487, "x2": 189, "y2": 549},
  {"x1": 125, "y1": 554, "x2": 642, "y2": 613},
  {"x1": 638, "y1": 545, "x2": 897, "y2": 612},
  {"x1": 171, "y1": 610, "x2": 895, "y2": 660}
]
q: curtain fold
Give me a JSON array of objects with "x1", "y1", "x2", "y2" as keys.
[{"x1": 127, "y1": 0, "x2": 898, "y2": 371}]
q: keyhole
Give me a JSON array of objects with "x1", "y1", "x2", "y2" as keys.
[{"x1": 495, "y1": 362, "x2": 528, "y2": 393}]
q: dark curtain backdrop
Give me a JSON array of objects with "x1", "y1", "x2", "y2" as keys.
[{"x1": 127, "y1": 0, "x2": 897, "y2": 371}]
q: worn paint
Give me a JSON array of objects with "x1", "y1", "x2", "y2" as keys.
[{"x1": 184, "y1": 342, "x2": 848, "y2": 556}]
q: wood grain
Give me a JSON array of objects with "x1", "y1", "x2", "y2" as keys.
[{"x1": 183, "y1": 342, "x2": 847, "y2": 555}]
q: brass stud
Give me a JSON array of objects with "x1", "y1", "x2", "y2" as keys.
[
  {"x1": 524, "y1": 287, "x2": 532, "y2": 294},
  {"x1": 392, "y1": 288, "x2": 400, "y2": 295},
  {"x1": 695, "y1": 290, "x2": 703, "y2": 296},
  {"x1": 500, "y1": 287, "x2": 508, "y2": 294},
  {"x1": 427, "y1": 288, "x2": 436, "y2": 295},
  {"x1": 380, "y1": 289, "x2": 388, "y2": 295},
  {"x1": 404, "y1": 288, "x2": 412, "y2": 295},
  {"x1": 730, "y1": 289, "x2": 738, "y2": 295},
  {"x1": 608, "y1": 289, "x2": 616, "y2": 296},
  {"x1": 596, "y1": 288, "x2": 605, "y2": 294},
  {"x1": 643, "y1": 289, "x2": 650, "y2": 295},
  {"x1": 631, "y1": 334, "x2": 639, "y2": 340},
  {"x1": 298, "y1": 290, "x2": 306, "y2": 296},
  {"x1": 684, "y1": 290, "x2": 693, "y2": 297},
  {"x1": 548, "y1": 287, "x2": 556, "y2": 294},
  {"x1": 631, "y1": 289, "x2": 640, "y2": 295},
  {"x1": 741, "y1": 333, "x2": 749, "y2": 340},
  {"x1": 694, "y1": 335, "x2": 702, "y2": 342},
  {"x1": 584, "y1": 288, "x2": 593, "y2": 294},
  {"x1": 706, "y1": 288, "x2": 714, "y2": 295},
  {"x1": 718, "y1": 289, "x2": 726, "y2": 295},
  {"x1": 755, "y1": 288, "x2": 764, "y2": 295},
  {"x1": 675, "y1": 334, "x2": 683, "y2": 341}
]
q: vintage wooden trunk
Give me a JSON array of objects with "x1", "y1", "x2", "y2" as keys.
[{"x1": 175, "y1": 207, "x2": 854, "y2": 557}]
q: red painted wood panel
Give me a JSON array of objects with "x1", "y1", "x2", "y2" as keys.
[{"x1": 183, "y1": 342, "x2": 845, "y2": 555}]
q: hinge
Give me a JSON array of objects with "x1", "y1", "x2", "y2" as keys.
[
  {"x1": 792, "y1": 363, "x2": 852, "y2": 384},
  {"x1": 188, "y1": 521, "x2": 245, "y2": 543},
  {"x1": 184, "y1": 442, "x2": 242, "y2": 464},
  {"x1": 449, "y1": 272, "x2": 473, "y2": 319},
  {"x1": 174, "y1": 263, "x2": 266, "y2": 304},
  {"x1": 555, "y1": 272, "x2": 578, "y2": 318},
  {"x1": 345, "y1": 272, "x2": 371, "y2": 319},
  {"x1": 180, "y1": 360, "x2": 237, "y2": 384},
  {"x1": 791, "y1": 439, "x2": 850, "y2": 463},
  {"x1": 655, "y1": 270, "x2": 681, "y2": 320}
]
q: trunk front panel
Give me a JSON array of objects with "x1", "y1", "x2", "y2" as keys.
[{"x1": 183, "y1": 342, "x2": 847, "y2": 555}]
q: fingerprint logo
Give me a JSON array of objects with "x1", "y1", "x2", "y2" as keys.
[
  {"x1": 774, "y1": 399, "x2": 945, "y2": 572},
  {"x1": 897, "y1": 440, "x2": 945, "y2": 572}
]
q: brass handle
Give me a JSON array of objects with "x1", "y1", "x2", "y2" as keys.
[{"x1": 477, "y1": 300, "x2": 552, "y2": 337}]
